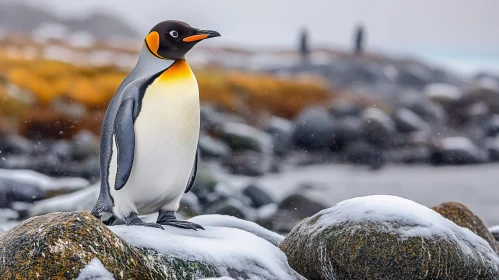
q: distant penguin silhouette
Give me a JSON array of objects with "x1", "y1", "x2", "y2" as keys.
[
  {"x1": 354, "y1": 24, "x2": 365, "y2": 55},
  {"x1": 299, "y1": 27, "x2": 310, "y2": 64},
  {"x1": 91, "y1": 20, "x2": 220, "y2": 230}
]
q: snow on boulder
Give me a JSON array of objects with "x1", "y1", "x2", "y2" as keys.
[
  {"x1": 392, "y1": 108, "x2": 430, "y2": 133},
  {"x1": 424, "y1": 83, "x2": 463, "y2": 103},
  {"x1": 431, "y1": 137, "x2": 488, "y2": 165},
  {"x1": 280, "y1": 195, "x2": 499, "y2": 280},
  {"x1": 112, "y1": 217, "x2": 301, "y2": 279},
  {"x1": 0, "y1": 169, "x2": 89, "y2": 195},
  {"x1": 189, "y1": 214, "x2": 284, "y2": 246},
  {"x1": 0, "y1": 211, "x2": 302, "y2": 279},
  {"x1": 76, "y1": 258, "x2": 114, "y2": 280},
  {"x1": 29, "y1": 184, "x2": 99, "y2": 217}
]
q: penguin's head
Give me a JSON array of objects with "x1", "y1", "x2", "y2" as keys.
[{"x1": 145, "y1": 20, "x2": 220, "y2": 60}]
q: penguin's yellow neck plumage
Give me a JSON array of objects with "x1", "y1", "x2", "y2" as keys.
[{"x1": 158, "y1": 60, "x2": 195, "y2": 85}]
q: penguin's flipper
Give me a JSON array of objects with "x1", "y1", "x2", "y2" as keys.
[
  {"x1": 114, "y1": 98, "x2": 136, "y2": 191},
  {"x1": 184, "y1": 149, "x2": 198, "y2": 193}
]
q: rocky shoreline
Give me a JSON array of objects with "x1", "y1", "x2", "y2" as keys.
[{"x1": 0, "y1": 196, "x2": 498, "y2": 279}]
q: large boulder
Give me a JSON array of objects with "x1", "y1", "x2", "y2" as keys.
[
  {"x1": 280, "y1": 195, "x2": 499, "y2": 280},
  {"x1": 0, "y1": 211, "x2": 303, "y2": 279},
  {"x1": 432, "y1": 202, "x2": 499, "y2": 254}
]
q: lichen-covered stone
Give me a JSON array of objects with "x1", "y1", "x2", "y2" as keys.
[
  {"x1": 432, "y1": 202, "x2": 499, "y2": 254},
  {"x1": 280, "y1": 196, "x2": 499, "y2": 280},
  {"x1": 0, "y1": 211, "x2": 218, "y2": 279}
]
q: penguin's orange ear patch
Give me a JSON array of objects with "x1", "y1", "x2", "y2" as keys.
[{"x1": 145, "y1": 31, "x2": 164, "y2": 58}]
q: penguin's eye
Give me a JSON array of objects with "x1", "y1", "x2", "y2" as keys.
[{"x1": 169, "y1": 30, "x2": 179, "y2": 38}]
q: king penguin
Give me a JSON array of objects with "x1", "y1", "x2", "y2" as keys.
[{"x1": 91, "y1": 21, "x2": 220, "y2": 230}]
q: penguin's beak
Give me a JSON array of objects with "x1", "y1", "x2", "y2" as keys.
[{"x1": 183, "y1": 30, "x2": 221, "y2": 43}]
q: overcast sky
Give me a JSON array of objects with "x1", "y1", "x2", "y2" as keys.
[{"x1": 28, "y1": 0, "x2": 499, "y2": 54}]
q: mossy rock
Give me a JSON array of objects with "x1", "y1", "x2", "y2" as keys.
[
  {"x1": 0, "y1": 211, "x2": 218, "y2": 279},
  {"x1": 280, "y1": 195, "x2": 499, "y2": 280},
  {"x1": 432, "y1": 202, "x2": 499, "y2": 254}
]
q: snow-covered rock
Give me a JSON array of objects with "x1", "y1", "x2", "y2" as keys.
[
  {"x1": 280, "y1": 195, "x2": 499, "y2": 280},
  {"x1": 0, "y1": 211, "x2": 302, "y2": 279},
  {"x1": 431, "y1": 137, "x2": 488, "y2": 165},
  {"x1": 392, "y1": 108, "x2": 430, "y2": 133},
  {"x1": 432, "y1": 202, "x2": 499, "y2": 253},
  {"x1": 490, "y1": 226, "x2": 499, "y2": 242},
  {"x1": 424, "y1": 83, "x2": 463, "y2": 103},
  {"x1": 361, "y1": 107, "x2": 395, "y2": 148},
  {"x1": 0, "y1": 169, "x2": 89, "y2": 193}
]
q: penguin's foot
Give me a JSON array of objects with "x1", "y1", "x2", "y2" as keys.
[
  {"x1": 124, "y1": 213, "x2": 164, "y2": 230},
  {"x1": 157, "y1": 210, "x2": 205, "y2": 231}
]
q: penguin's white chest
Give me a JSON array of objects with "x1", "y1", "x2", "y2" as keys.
[{"x1": 109, "y1": 61, "x2": 200, "y2": 217}]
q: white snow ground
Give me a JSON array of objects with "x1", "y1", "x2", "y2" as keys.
[{"x1": 110, "y1": 222, "x2": 299, "y2": 279}]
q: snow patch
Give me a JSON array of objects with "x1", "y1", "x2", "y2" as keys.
[
  {"x1": 110, "y1": 222, "x2": 297, "y2": 279},
  {"x1": 30, "y1": 184, "x2": 99, "y2": 216},
  {"x1": 76, "y1": 258, "x2": 114, "y2": 280},
  {"x1": 425, "y1": 83, "x2": 462, "y2": 101},
  {"x1": 190, "y1": 214, "x2": 283, "y2": 246},
  {"x1": 441, "y1": 137, "x2": 480, "y2": 152},
  {"x1": 0, "y1": 169, "x2": 89, "y2": 192},
  {"x1": 310, "y1": 195, "x2": 499, "y2": 265}
]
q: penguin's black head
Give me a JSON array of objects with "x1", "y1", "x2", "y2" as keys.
[{"x1": 145, "y1": 20, "x2": 220, "y2": 60}]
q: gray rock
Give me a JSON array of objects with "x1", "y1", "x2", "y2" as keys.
[
  {"x1": 265, "y1": 116, "x2": 293, "y2": 156},
  {"x1": 486, "y1": 115, "x2": 499, "y2": 137},
  {"x1": 205, "y1": 197, "x2": 251, "y2": 220},
  {"x1": 199, "y1": 134, "x2": 231, "y2": 159},
  {"x1": 178, "y1": 192, "x2": 202, "y2": 219},
  {"x1": 223, "y1": 151, "x2": 272, "y2": 176},
  {"x1": 242, "y1": 184, "x2": 274, "y2": 208},
  {"x1": 490, "y1": 226, "x2": 499, "y2": 242},
  {"x1": 72, "y1": 130, "x2": 100, "y2": 160},
  {"x1": 342, "y1": 141, "x2": 386, "y2": 169},
  {"x1": 0, "y1": 135, "x2": 33, "y2": 155},
  {"x1": 431, "y1": 137, "x2": 488, "y2": 165},
  {"x1": 361, "y1": 107, "x2": 395, "y2": 148},
  {"x1": 292, "y1": 107, "x2": 335, "y2": 151},
  {"x1": 219, "y1": 122, "x2": 273, "y2": 154},
  {"x1": 280, "y1": 195, "x2": 499, "y2": 280},
  {"x1": 273, "y1": 192, "x2": 327, "y2": 233},
  {"x1": 392, "y1": 108, "x2": 430, "y2": 133},
  {"x1": 0, "y1": 177, "x2": 45, "y2": 208},
  {"x1": 328, "y1": 99, "x2": 364, "y2": 118},
  {"x1": 331, "y1": 117, "x2": 363, "y2": 150}
]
